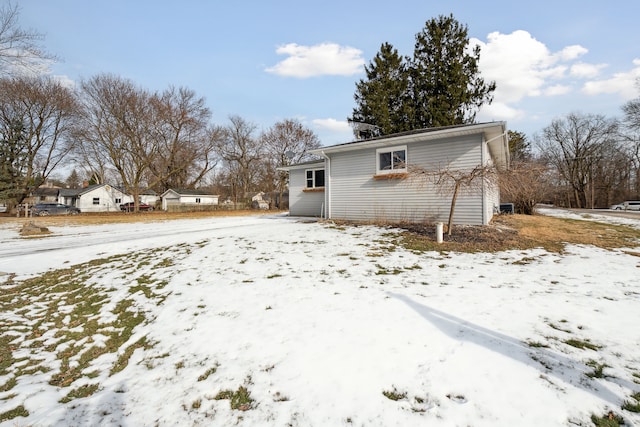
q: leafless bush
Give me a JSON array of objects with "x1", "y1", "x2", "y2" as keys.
[{"x1": 498, "y1": 161, "x2": 549, "y2": 215}]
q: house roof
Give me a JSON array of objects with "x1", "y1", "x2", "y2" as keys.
[
  {"x1": 32, "y1": 187, "x2": 60, "y2": 197},
  {"x1": 161, "y1": 188, "x2": 219, "y2": 197},
  {"x1": 59, "y1": 184, "x2": 129, "y2": 197},
  {"x1": 309, "y1": 122, "x2": 509, "y2": 170}
]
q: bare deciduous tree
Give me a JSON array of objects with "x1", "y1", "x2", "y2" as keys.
[
  {"x1": 214, "y1": 116, "x2": 262, "y2": 204},
  {"x1": 536, "y1": 112, "x2": 619, "y2": 208},
  {"x1": 260, "y1": 119, "x2": 321, "y2": 208},
  {"x1": 410, "y1": 163, "x2": 496, "y2": 235},
  {"x1": 146, "y1": 86, "x2": 219, "y2": 193},
  {"x1": 0, "y1": 75, "x2": 78, "y2": 204},
  {"x1": 498, "y1": 161, "x2": 549, "y2": 215},
  {"x1": 0, "y1": 3, "x2": 55, "y2": 76},
  {"x1": 76, "y1": 74, "x2": 156, "y2": 211}
]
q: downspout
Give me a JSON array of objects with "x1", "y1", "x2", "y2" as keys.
[
  {"x1": 320, "y1": 151, "x2": 331, "y2": 219},
  {"x1": 482, "y1": 131, "x2": 508, "y2": 224}
]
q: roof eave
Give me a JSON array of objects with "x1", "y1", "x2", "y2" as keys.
[{"x1": 310, "y1": 122, "x2": 507, "y2": 156}]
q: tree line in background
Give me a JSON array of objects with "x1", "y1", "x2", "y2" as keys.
[
  {"x1": 501, "y1": 103, "x2": 640, "y2": 213},
  {"x1": 0, "y1": 72, "x2": 321, "y2": 209},
  {"x1": 1, "y1": 4, "x2": 640, "y2": 214}
]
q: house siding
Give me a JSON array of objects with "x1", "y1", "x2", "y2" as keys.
[
  {"x1": 76, "y1": 185, "x2": 128, "y2": 212},
  {"x1": 288, "y1": 168, "x2": 325, "y2": 217},
  {"x1": 161, "y1": 189, "x2": 219, "y2": 210},
  {"x1": 328, "y1": 134, "x2": 488, "y2": 225}
]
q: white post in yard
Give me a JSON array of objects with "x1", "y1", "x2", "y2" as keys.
[{"x1": 436, "y1": 222, "x2": 443, "y2": 244}]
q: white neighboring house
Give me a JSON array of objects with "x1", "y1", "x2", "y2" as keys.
[
  {"x1": 59, "y1": 184, "x2": 129, "y2": 213},
  {"x1": 161, "y1": 189, "x2": 219, "y2": 210},
  {"x1": 279, "y1": 122, "x2": 510, "y2": 226},
  {"x1": 139, "y1": 190, "x2": 159, "y2": 207}
]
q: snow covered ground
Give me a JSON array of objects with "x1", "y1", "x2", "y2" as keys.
[{"x1": 0, "y1": 211, "x2": 639, "y2": 426}]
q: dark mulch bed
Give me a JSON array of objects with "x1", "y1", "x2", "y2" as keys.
[{"x1": 390, "y1": 217, "x2": 526, "y2": 252}]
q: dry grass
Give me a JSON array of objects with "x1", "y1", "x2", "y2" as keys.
[
  {"x1": 397, "y1": 214, "x2": 640, "y2": 253},
  {"x1": 1, "y1": 209, "x2": 277, "y2": 227}
]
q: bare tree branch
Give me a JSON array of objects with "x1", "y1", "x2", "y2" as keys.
[{"x1": 0, "y1": 3, "x2": 55, "y2": 77}]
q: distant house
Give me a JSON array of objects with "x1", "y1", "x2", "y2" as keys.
[
  {"x1": 251, "y1": 192, "x2": 270, "y2": 210},
  {"x1": 279, "y1": 122, "x2": 509, "y2": 225},
  {"x1": 31, "y1": 186, "x2": 60, "y2": 203},
  {"x1": 59, "y1": 184, "x2": 129, "y2": 213},
  {"x1": 161, "y1": 189, "x2": 219, "y2": 211},
  {"x1": 139, "y1": 189, "x2": 159, "y2": 207}
]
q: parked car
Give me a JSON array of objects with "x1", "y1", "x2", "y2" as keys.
[
  {"x1": 120, "y1": 202, "x2": 154, "y2": 212},
  {"x1": 610, "y1": 201, "x2": 640, "y2": 211},
  {"x1": 32, "y1": 203, "x2": 81, "y2": 216}
]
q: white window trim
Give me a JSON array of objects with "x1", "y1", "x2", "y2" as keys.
[
  {"x1": 305, "y1": 168, "x2": 325, "y2": 189},
  {"x1": 376, "y1": 145, "x2": 407, "y2": 175}
]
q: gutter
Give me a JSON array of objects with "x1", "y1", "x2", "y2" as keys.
[{"x1": 319, "y1": 150, "x2": 331, "y2": 219}]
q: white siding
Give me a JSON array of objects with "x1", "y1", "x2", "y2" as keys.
[
  {"x1": 162, "y1": 190, "x2": 218, "y2": 210},
  {"x1": 327, "y1": 134, "x2": 488, "y2": 225},
  {"x1": 77, "y1": 186, "x2": 128, "y2": 212},
  {"x1": 288, "y1": 168, "x2": 325, "y2": 217}
]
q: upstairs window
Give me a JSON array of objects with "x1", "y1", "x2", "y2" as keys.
[
  {"x1": 376, "y1": 146, "x2": 407, "y2": 175},
  {"x1": 92, "y1": 198, "x2": 100, "y2": 205},
  {"x1": 305, "y1": 168, "x2": 325, "y2": 189}
]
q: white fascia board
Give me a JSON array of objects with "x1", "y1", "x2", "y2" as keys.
[{"x1": 277, "y1": 160, "x2": 325, "y2": 172}]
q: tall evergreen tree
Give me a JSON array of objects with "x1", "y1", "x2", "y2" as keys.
[
  {"x1": 507, "y1": 130, "x2": 532, "y2": 163},
  {"x1": 410, "y1": 14, "x2": 495, "y2": 128},
  {"x1": 0, "y1": 118, "x2": 27, "y2": 201},
  {"x1": 349, "y1": 14, "x2": 495, "y2": 136},
  {"x1": 350, "y1": 42, "x2": 410, "y2": 137}
]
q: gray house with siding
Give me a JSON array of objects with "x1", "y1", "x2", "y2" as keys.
[{"x1": 280, "y1": 122, "x2": 509, "y2": 225}]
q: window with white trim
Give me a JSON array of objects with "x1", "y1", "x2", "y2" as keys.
[
  {"x1": 305, "y1": 168, "x2": 325, "y2": 188},
  {"x1": 92, "y1": 197, "x2": 100, "y2": 205},
  {"x1": 376, "y1": 145, "x2": 407, "y2": 174},
  {"x1": 195, "y1": 198, "x2": 201, "y2": 203}
]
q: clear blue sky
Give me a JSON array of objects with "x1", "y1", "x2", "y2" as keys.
[{"x1": 18, "y1": 0, "x2": 640, "y2": 146}]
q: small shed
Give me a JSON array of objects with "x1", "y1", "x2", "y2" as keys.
[{"x1": 161, "y1": 188, "x2": 219, "y2": 211}]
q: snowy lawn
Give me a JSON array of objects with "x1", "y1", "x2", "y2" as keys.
[{"x1": 0, "y1": 212, "x2": 639, "y2": 426}]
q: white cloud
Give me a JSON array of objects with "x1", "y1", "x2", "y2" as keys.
[
  {"x1": 477, "y1": 102, "x2": 525, "y2": 122},
  {"x1": 543, "y1": 84, "x2": 572, "y2": 96},
  {"x1": 581, "y1": 59, "x2": 640, "y2": 99},
  {"x1": 312, "y1": 118, "x2": 351, "y2": 132},
  {"x1": 53, "y1": 74, "x2": 76, "y2": 89},
  {"x1": 265, "y1": 43, "x2": 365, "y2": 78},
  {"x1": 554, "y1": 45, "x2": 588, "y2": 61},
  {"x1": 570, "y1": 62, "x2": 607, "y2": 79},
  {"x1": 470, "y1": 30, "x2": 590, "y2": 106}
]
